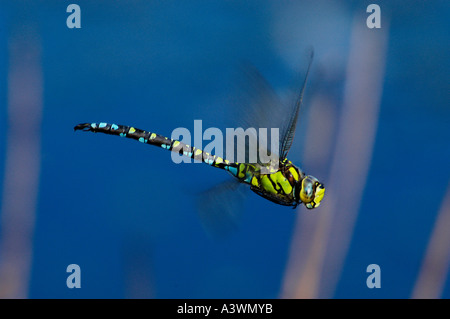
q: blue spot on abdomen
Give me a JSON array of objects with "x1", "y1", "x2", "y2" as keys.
[{"x1": 227, "y1": 166, "x2": 238, "y2": 176}]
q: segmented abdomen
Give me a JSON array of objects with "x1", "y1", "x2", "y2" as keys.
[{"x1": 74, "y1": 122, "x2": 237, "y2": 171}]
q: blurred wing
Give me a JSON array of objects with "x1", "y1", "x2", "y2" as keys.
[
  {"x1": 279, "y1": 50, "x2": 314, "y2": 160},
  {"x1": 235, "y1": 63, "x2": 285, "y2": 135},
  {"x1": 226, "y1": 62, "x2": 286, "y2": 164},
  {"x1": 196, "y1": 179, "x2": 247, "y2": 238}
]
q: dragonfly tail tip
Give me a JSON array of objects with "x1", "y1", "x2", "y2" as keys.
[{"x1": 74, "y1": 123, "x2": 92, "y2": 132}]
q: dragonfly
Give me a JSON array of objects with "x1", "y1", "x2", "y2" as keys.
[{"x1": 74, "y1": 52, "x2": 325, "y2": 211}]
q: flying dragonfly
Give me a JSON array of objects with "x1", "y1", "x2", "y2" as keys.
[{"x1": 74, "y1": 52, "x2": 325, "y2": 210}]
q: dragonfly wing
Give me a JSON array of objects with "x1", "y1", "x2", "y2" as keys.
[
  {"x1": 226, "y1": 62, "x2": 286, "y2": 165},
  {"x1": 279, "y1": 50, "x2": 314, "y2": 160},
  {"x1": 196, "y1": 179, "x2": 247, "y2": 238}
]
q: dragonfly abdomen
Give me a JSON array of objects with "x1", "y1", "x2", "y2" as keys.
[{"x1": 74, "y1": 122, "x2": 237, "y2": 171}]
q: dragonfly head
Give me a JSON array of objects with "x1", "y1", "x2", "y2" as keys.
[{"x1": 295, "y1": 175, "x2": 325, "y2": 209}]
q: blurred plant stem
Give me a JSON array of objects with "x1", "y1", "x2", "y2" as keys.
[
  {"x1": 412, "y1": 182, "x2": 450, "y2": 299},
  {"x1": 0, "y1": 23, "x2": 42, "y2": 298}
]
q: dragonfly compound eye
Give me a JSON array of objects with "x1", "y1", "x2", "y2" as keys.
[{"x1": 300, "y1": 177, "x2": 315, "y2": 203}]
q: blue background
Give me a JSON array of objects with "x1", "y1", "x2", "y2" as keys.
[{"x1": 0, "y1": 1, "x2": 449, "y2": 298}]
